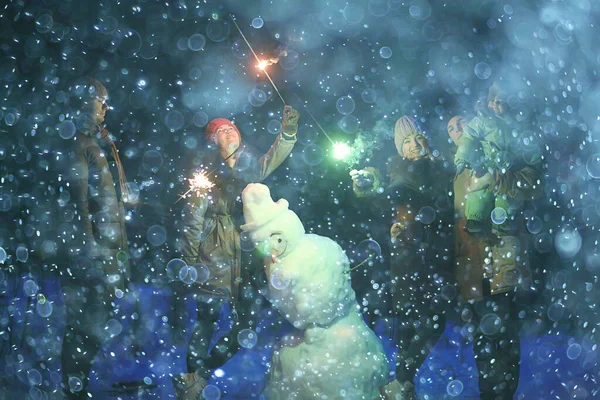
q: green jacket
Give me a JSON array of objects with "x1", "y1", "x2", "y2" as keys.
[
  {"x1": 455, "y1": 111, "x2": 516, "y2": 172},
  {"x1": 456, "y1": 110, "x2": 542, "y2": 198},
  {"x1": 69, "y1": 131, "x2": 130, "y2": 283},
  {"x1": 179, "y1": 133, "x2": 296, "y2": 303}
]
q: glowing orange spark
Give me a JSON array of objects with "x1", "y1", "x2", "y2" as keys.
[
  {"x1": 189, "y1": 169, "x2": 215, "y2": 196},
  {"x1": 257, "y1": 60, "x2": 268, "y2": 70},
  {"x1": 174, "y1": 169, "x2": 215, "y2": 203}
]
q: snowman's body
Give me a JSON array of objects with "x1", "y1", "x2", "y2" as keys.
[{"x1": 262, "y1": 234, "x2": 389, "y2": 400}]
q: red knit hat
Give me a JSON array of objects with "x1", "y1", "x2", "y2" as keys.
[{"x1": 205, "y1": 118, "x2": 240, "y2": 143}]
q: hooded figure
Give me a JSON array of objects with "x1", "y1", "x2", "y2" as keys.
[
  {"x1": 173, "y1": 106, "x2": 299, "y2": 400},
  {"x1": 350, "y1": 116, "x2": 455, "y2": 399},
  {"x1": 241, "y1": 183, "x2": 389, "y2": 400}
]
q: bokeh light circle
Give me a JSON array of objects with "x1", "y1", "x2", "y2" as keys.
[
  {"x1": 474, "y1": 62, "x2": 492, "y2": 79},
  {"x1": 147, "y1": 225, "x2": 167, "y2": 246},
  {"x1": 379, "y1": 46, "x2": 392, "y2": 59},
  {"x1": 336, "y1": 96, "x2": 356, "y2": 115},
  {"x1": 270, "y1": 269, "x2": 291, "y2": 290},
  {"x1": 479, "y1": 313, "x2": 501, "y2": 335},
  {"x1": 417, "y1": 206, "x2": 436, "y2": 224},
  {"x1": 237, "y1": 329, "x2": 258, "y2": 349}
]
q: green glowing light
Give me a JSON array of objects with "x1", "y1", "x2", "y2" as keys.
[
  {"x1": 333, "y1": 142, "x2": 352, "y2": 160},
  {"x1": 212, "y1": 13, "x2": 219, "y2": 20}
]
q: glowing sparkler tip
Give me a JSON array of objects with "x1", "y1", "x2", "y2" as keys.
[
  {"x1": 189, "y1": 170, "x2": 215, "y2": 197},
  {"x1": 333, "y1": 142, "x2": 352, "y2": 161},
  {"x1": 257, "y1": 60, "x2": 268, "y2": 70}
]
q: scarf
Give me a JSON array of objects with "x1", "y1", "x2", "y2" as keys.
[{"x1": 99, "y1": 126, "x2": 131, "y2": 203}]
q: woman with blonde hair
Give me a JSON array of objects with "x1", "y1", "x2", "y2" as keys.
[{"x1": 351, "y1": 116, "x2": 455, "y2": 400}]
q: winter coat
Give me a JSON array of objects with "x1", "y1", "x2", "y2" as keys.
[
  {"x1": 455, "y1": 109, "x2": 542, "y2": 199},
  {"x1": 354, "y1": 156, "x2": 455, "y2": 315},
  {"x1": 180, "y1": 133, "x2": 295, "y2": 304},
  {"x1": 68, "y1": 131, "x2": 130, "y2": 284},
  {"x1": 454, "y1": 167, "x2": 534, "y2": 297},
  {"x1": 453, "y1": 111, "x2": 542, "y2": 296},
  {"x1": 453, "y1": 169, "x2": 486, "y2": 301}
]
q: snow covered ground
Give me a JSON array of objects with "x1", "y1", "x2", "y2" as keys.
[{"x1": 1, "y1": 280, "x2": 597, "y2": 399}]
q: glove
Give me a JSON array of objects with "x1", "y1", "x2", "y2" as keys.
[
  {"x1": 349, "y1": 169, "x2": 374, "y2": 189},
  {"x1": 455, "y1": 161, "x2": 468, "y2": 175},
  {"x1": 282, "y1": 105, "x2": 300, "y2": 136}
]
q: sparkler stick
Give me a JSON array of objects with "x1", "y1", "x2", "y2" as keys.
[
  {"x1": 302, "y1": 105, "x2": 335, "y2": 145},
  {"x1": 230, "y1": 14, "x2": 286, "y2": 105},
  {"x1": 347, "y1": 253, "x2": 377, "y2": 273}
]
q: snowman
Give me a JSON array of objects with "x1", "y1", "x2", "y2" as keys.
[{"x1": 241, "y1": 183, "x2": 389, "y2": 400}]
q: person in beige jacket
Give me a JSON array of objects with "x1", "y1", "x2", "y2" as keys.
[
  {"x1": 448, "y1": 114, "x2": 539, "y2": 400},
  {"x1": 173, "y1": 106, "x2": 299, "y2": 399}
]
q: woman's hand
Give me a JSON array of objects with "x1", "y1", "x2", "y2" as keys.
[
  {"x1": 468, "y1": 171, "x2": 494, "y2": 192},
  {"x1": 349, "y1": 169, "x2": 374, "y2": 189}
]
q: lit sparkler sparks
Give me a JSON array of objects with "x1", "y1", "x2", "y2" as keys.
[
  {"x1": 189, "y1": 169, "x2": 215, "y2": 195},
  {"x1": 257, "y1": 60, "x2": 269, "y2": 70},
  {"x1": 230, "y1": 14, "x2": 336, "y2": 148},
  {"x1": 175, "y1": 169, "x2": 215, "y2": 203},
  {"x1": 332, "y1": 141, "x2": 352, "y2": 161},
  {"x1": 230, "y1": 14, "x2": 286, "y2": 105}
]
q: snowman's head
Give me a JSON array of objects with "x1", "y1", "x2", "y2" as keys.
[{"x1": 241, "y1": 183, "x2": 305, "y2": 262}]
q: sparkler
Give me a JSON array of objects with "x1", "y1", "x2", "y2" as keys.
[
  {"x1": 332, "y1": 141, "x2": 353, "y2": 161},
  {"x1": 230, "y1": 14, "x2": 286, "y2": 105},
  {"x1": 175, "y1": 146, "x2": 241, "y2": 204},
  {"x1": 347, "y1": 253, "x2": 377, "y2": 273},
  {"x1": 229, "y1": 15, "x2": 341, "y2": 151},
  {"x1": 175, "y1": 169, "x2": 215, "y2": 203}
]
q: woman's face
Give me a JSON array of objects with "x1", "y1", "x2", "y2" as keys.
[
  {"x1": 214, "y1": 124, "x2": 241, "y2": 153},
  {"x1": 401, "y1": 133, "x2": 429, "y2": 160}
]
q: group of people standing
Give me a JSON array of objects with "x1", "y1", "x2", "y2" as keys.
[
  {"x1": 1, "y1": 75, "x2": 542, "y2": 400},
  {"x1": 350, "y1": 83, "x2": 542, "y2": 399}
]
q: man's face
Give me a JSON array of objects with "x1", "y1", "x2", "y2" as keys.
[
  {"x1": 488, "y1": 97, "x2": 505, "y2": 115},
  {"x1": 401, "y1": 133, "x2": 429, "y2": 161},
  {"x1": 447, "y1": 116, "x2": 465, "y2": 146},
  {"x1": 214, "y1": 124, "x2": 241, "y2": 152},
  {"x1": 88, "y1": 96, "x2": 108, "y2": 125}
]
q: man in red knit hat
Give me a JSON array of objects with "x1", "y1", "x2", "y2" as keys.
[{"x1": 173, "y1": 105, "x2": 299, "y2": 399}]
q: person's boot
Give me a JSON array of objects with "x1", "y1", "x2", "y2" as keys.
[
  {"x1": 380, "y1": 379, "x2": 417, "y2": 400},
  {"x1": 172, "y1": 371, "x2": 207, "y2": 400}
]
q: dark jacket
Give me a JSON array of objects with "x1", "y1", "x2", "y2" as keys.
[
  {"x1": 179, "y1": 133, "x2": 295, "y2": 304},
  {"x1": 354, "y1": 156, "x2": 455, "y2": 313},
  {"x1": 67, "y1": 131, "x2": 130, "y2": 284}
]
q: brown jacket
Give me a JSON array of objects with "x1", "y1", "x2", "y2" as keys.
[{"x1": 180, "y1": 133, "x2": 296, "y2": 303}]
